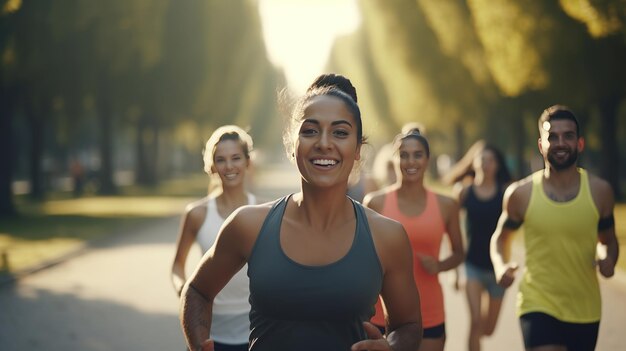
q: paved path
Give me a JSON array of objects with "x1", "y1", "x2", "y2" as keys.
[
  {"x1": 1, "y1": 165, "x2": 625, "y2": 350},
  {"x1": 0, "y1": 216, "x2": 186, "y2": 350},
  {"x1": 440, "y1": 266, "x2": 626, "y2": 350},
  {"x1": 440, "y1": 241, "x2": 626, "y2": 351}
]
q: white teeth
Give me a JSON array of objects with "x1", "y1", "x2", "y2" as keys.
[
  {"x1": 405, "y1": 168, "x2": 418, "y2": 174},
  {"x1": 312, "y1": 159, "x2": 337, "y2": 166},
  {"x1": 224, "y1": 174, "x2": 237, "y2": 180}
]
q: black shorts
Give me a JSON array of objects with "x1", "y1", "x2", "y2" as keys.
[
  {"x1": 520, "y1": 312, "x2": 599, "y2": 351},
  {"x1": 213, "y1": 341, "x2": 248, "y2": 351},
  {"x1": 423, "y1": 323, "x2": 446, "y2": 339},
  {"x1": 373, "y1": 323, "x2": 445, "y2": 339}
]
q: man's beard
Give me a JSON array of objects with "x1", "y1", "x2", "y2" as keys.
[{"x1": 547, "y1": 148, "x2": 578, "y2": 171}]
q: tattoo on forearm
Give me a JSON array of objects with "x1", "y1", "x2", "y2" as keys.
[{"x1": 181, "y1": 283, "x2": 212, "y2": 349}]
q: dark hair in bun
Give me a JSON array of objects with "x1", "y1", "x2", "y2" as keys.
[
  {"x1": 283, "y1": 73, "x2": 366, "y2": 162},
  {"x1": 393, "y1": 127, "x2": 430, "y2": 158},
  {"x1": 307, "y1": 73, "x2": 358, "y2": 103}
]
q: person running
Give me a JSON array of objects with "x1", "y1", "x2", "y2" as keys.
[
  {"x1": 445, "y1": 140, "x2": 513, "y2": 351},
  {"x1": 171, "y1": 125, "x2": 256, "y2": 351},
  {"x1": 364, "y1": 127, "x2": 465, "y2": 351},
  {"x1": 491, "y1": 105, "x2": 620, "y2": 351},
  {"x1": 180, "y1": 74, "x2": 422, "y2": 351}
]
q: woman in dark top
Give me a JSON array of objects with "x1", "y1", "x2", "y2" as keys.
[
  {"x1": 180, "y1": 74, "x2": 422, "y2": 351},
  {"x1": 446, "y1": 141, "x2": 512, "y2": 351}
]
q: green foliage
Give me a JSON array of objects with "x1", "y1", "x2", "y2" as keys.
[
  {"x1": 326, "y1": 0, "x2": 625, "y2": 195},
  {"x1": 0, "y1": 0, "x2": 284, "y2": 210}
]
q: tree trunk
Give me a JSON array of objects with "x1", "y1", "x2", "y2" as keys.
[
  {"x1": 134, "y1": 113, "x2": 159, "y2": 186},
  {"x1": 0, "y1": 86, "x2": 16, "y2": 217},
  {"x1": 149, "y1": 115, "x2": 160, "y2": 185},
  {"x1": 97, "y1": 73, "x2": 117, "y2": 195},
  {"x1": 598, "y1": 96, "x2": 622, "y2": 199},
  {"x1": 454, "y1": 121, "x2": 465, "y2": 161},
  {"x1": 134, "y1": 115, "x2": 148, "y2": 185},
  {"x1": 26, "y1": 98, "x2": 45, "y2": 200},
  {"x1": 514, "y1": 113, "x2": 527, "y2": 179}
]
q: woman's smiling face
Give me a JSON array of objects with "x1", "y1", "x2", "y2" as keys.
[
  {"x1": 395, "y1": 137, "x2": 429, "y2": 183},
  {"x1": 294, "y1": 95, "x2": 361, "y2": 189},
  {"x1": 212, "y1": 139, "x2": 249, "y2": 188}
]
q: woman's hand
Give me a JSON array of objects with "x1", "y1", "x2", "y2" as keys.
[
  {"x1": 199, "y1": 339, "x2": 214, "y2": 351},
  {"x1": 351, "y1": 322, "x2": 391, "y2": 351},
  {"x1": 418, "y1": 254, "x2": 439, "y2": 275},
  {"x1": 496, "y1": 262, "x2": 518, "y2": 288}
]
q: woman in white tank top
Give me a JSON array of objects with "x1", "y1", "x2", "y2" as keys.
[{"x1": 171, "y1": 125, "x2": 256, "y2": 351}]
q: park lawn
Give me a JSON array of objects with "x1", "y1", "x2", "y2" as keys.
[{"x1": 0, "y1": 175, "x2": 206, "y2": 276}]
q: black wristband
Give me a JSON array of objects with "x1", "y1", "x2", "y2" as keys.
[
  {"x1": 598, "y1": 214, "x2": 614, "y2": 231},
  {"x1": 503, "y1": 218, "x2": 523, "y2": 230}
]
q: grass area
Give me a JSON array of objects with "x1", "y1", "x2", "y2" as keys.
[
  {"x1": 121, "y1": 173, "x2": 209, "y2": 197},
  {"x1": 0, "y1": 175, "x2": 206, "y2": 275}
]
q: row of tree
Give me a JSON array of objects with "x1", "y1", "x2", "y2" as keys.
[
  {"x1": 327, "y1": 0, "x2": 626, "y2": 198},
  {"x1": 0, "y1": 0, "x2": 285, "y2": 217}
]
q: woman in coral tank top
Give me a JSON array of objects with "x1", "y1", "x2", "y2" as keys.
[{"x1": 364, "y1": 127, "x2": 465, "y2": 351}]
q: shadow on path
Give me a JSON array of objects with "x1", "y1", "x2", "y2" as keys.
[{"x1": 0, "y1": 285, "x2": 184, "y2": 351}]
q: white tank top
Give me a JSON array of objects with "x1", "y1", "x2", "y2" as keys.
[{"x1": 196, "y1": 193, "x2": 255, "y2": 344}]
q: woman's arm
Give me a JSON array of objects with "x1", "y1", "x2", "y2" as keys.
[
  {"x1": 420, "y1": 195, "x2": 464, "y2": 274},
  {"x1": 180, "y1": 208, "x2": 248, "y2": 350},
  {"x1": 440, "y1": 196, "x2": 465, "y2": 272},
  {"x1": 353, "y1": 213, "x2": 422, "y2": 351},
  {"x1": 180, "y1": 205, "x2": 267, "y2": 350},
  {"x1": 171, "y1": 203, "x2": 205, "y2": 296}
]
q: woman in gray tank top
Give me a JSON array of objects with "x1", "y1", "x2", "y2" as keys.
[{"x1": 180, "y1": 74, "x2": 422, "y2": 351}]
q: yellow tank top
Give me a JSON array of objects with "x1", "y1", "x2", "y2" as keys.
[{"x1": 519, "y1": 168, "x2": 600, "y2": 322}]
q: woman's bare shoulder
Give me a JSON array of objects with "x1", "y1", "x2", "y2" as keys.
[
  {"x1": 216, "y1": 200, "x2": 280, "y2": 256},
  {"x1": 362, "y1": 206, "x2": 410, "y2": 272},
  {"x1": 184, "y1": 196, "x2": 209, "y2": 213},
  {"x1": 363, "y1": 206, "x2": 405, "y2": 240},
  {"x1": 228, "y1": 200, "x2": 275, "y2": 226},
  {"x1": 363, "y1": 185, "x2": 394, "y2": 210},
  {"x1": 182, "y1": 197, "x2": 209, "y2": 226},
  {"x1": 434, "y1": 191, "x2": 457, "y2": 207}
]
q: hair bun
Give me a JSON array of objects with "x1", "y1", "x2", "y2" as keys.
[
  {"x1": 307, "y1": 73, "x2": 357, "y2": 103},
  {"x1": 401, "y1": 122, "x2": 426, "y2": 136}
]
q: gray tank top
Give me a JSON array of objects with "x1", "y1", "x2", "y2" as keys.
[{"x1": 247, "y1": 195, "x2": 383, "y2": 351}]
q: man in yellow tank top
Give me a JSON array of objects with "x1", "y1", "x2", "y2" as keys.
[{"x1": 490, "y1": 105, "x2": 620, "y2": 351}]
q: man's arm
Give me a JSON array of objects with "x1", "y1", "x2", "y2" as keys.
[
  {"x1": 593, "y1": 178, "x2": 620, "y2": 278},
  {"x1": 491, "y1": 182, "x2": 527, "y2": 287}
]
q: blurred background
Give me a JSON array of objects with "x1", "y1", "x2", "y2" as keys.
[
  {"x1": 1, "y1": 0, "x2": 625, "y2": 209},
  {"x1": 1, "y1": 0, "x2": 625, "y2": 271},
  {"x1": 1, "y1": 0, "x2": 626, "y2": 350}
]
